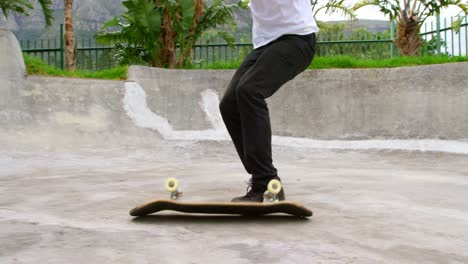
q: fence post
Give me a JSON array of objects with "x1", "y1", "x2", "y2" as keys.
[
  {"x1": 390, "y1": 20, "x2": 395, "y2": 57},
  {"x1": 436, "y1": 13, "x2": 441, "y2": 55},
  {"x1": 60, "y1": 23, "x2": 64, "y2": 70}
]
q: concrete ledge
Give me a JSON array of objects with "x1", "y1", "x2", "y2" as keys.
[{"x1": 129, "y1": 63, "x2": 468, "y2": 140}]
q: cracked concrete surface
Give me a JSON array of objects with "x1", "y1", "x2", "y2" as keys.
[
  {"x1": 2, "y1": 29, "x2": 468, "y2": 263},
  {"x1": 1, "y1": 142, "x2": 467, "y2": 263}
]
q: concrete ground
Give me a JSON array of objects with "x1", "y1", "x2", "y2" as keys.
[{"x1": 1, "y1": 141, "x2": 467, "y2": 263}]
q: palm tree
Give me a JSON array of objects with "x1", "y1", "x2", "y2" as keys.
[
  {"x1": 0, "y1": 0, "x2": 53, "y2": 27},
  {"x1": 353, "y1": 0, "x2": 468, "y2": 56},
  {"x1": 64, "y1": 0, "x2": 75, "y2": 71},
  {"x1": 156, "y1": 0, "x2": 236, "y2": 67}
]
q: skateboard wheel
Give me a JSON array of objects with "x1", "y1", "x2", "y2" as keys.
[
  {"x1": 165, "y1": 178, "x2": 179, "y2": 192},
  {"x1": 267, "y1": 179, "x2": 282, "y2": 195}
]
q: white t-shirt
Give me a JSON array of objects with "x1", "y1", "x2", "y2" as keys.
[{"x1": 250, "y1": 0, "x2": 319, "y2": 48}]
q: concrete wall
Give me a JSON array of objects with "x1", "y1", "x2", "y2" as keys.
[
  {"x1": 129, "y1": 63, "x2": 468, "y2": 140},
  {"x1": 0, "y1": 76, "x2": 161, "y2": 151},
  {"x1": 0, "y1": 30, "x2": 162, "y2": 151},
  {"x1": 1, "y1": 30, "x2": 467, "y2": 152}
]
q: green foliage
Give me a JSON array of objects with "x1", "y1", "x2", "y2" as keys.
[
  {"x1": 38, "y1": 0, "x2": 53, "y2": 27},
  {"x1": 175, "y1": 0, "x2": 237, "y2": 67},
  {"x1": 0, "y1": 0, "x2": 53, "y2": 27},
  {"x1": 420, "y1": 36, "x2": 448, "y2": 55},
  {"x1": 24, "y1": 53, "x2": 127, "y2": 80},
  {"x1": 315, "y1": 23, "x2": 395, "y2": 59},
  {"x1": 451, "y1": 13, "x2": 467, "y2": 32},
  {"x1": 190, "y1": 0, "x2": 237, "y2": 43},
  {"x1": 238, "y1": 0, "x2": 250, "y2": 9},
  {"x1": 308, "y1": 55, "x2": 468, "y2": 68},
  {"x1": 96, "y1": 0, "x2": 162, "y2": 67},
  {"x1": 0, "y1": 0, "x2": 33, "y2": 16},
  {"x1": 96, "y1": 0, "x2": 238, "y2": 68}
]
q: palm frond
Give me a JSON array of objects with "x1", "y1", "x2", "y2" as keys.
[
  {"x1": 454, "y1": 1, "x2": 468, "y2": 14},
  {"x1": 38, "y1": 0, "x2": 54, "y2": 27},
  {"x1": 179, "y1": 0, "x2": 195, "y2": 29},
  {"x1": 96, "y1": 30, "x2": 128, "y2": 45},
  {"x1": 353, "y1": 0, "x2": 381, "y2": 11},
  {"x1": 315, "y1": 0, "x2": 357, "y2": 20},
  {"x1": 450, "y1": 1, "x2": 468, "y2": 33},
  {"x1": 100, "y1": 17, "x2": 122, "y2": 30},
  {"x1": 238, "y1": 0, "x2": 250, "y2": 9},
  {"x1": 0, "y1": 0, "x2": 33, "y2": 18},
  {"x1": 216, "y1": 31, "x2": 235, "y2": 48}
]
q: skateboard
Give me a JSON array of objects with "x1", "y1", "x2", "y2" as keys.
[{"x1": 130, "y1": 178, "x2": 313, "y2": 218}]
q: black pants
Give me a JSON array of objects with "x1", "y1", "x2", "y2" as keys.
[{"x1": 219, "y1": 33, "x2": 317, "y2": 190}]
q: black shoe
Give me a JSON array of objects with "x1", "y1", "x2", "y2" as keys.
[
  {"x1": 231, "y1": 188, "x2": 264, "y2": 203},
  {"x1": 231, "y1": 179, "x2": 286, "y2": 202},
  {"x1": 277, "y1": 188, "x2": 286, "y2": 201}
]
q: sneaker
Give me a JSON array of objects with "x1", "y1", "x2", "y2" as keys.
[
  {"x1": 277, "y1": 187, "x2": 286, "y2": 201},
  {"x1": 231, "y1": 179, "x2": 286, "y2": 202},
  {"x1": 231, "y1": 181, "x2": 264, "y2": 203}
]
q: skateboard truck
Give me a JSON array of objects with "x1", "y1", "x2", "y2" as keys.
[
  {"x1": 165, "y1": 178, "x2": 182, "y2": 200},
  {"x1": 263, "y1": 179, "x2": 282, "y2": 203}
]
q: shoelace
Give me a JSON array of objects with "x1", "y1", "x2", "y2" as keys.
[{"x1": 244, "y1": 179, "x2": 262, "y2": 198}]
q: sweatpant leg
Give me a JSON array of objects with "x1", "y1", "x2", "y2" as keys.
[
  {"x1": 236, "y1": 34, "x2": 316, "y2": 189},
  {"x1": 219, "y1": 48, "x2": 264, "y2": 173}
]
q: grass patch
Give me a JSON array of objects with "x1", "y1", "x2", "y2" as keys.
[
  {"x1": 310, "y1": 55, "x2": 468, "y2": 69},
  {"x1": 24, "y1": 53, "x2": 468, "y2": 79},
  {"x1": 24, "y1": 53, "x2": 127, "y2": 80},
  {"x1": 196, "y1": 55, "x2": 468, "y2": 70}
]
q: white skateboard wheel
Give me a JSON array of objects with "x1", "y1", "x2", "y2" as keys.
[
  {"x1": 165, "y1": 178, "x2": 179, "y2": 192},
  {"x1": 267, "y1": 179, "x2": 282, "y2": 195}
]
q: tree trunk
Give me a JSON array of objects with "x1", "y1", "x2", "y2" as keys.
[
  {"x1": 192, "y1": 0, "x2": 203, "y2": 35},
  {"x1": 64, "y1": 0, "x2": 76, "y2": 71},
  {"x1": 159, "y1": 7, "x2": 176, "y2": 68},
  {"x1": 395, "y1": 12, "x2": 422, "y2": 56}
]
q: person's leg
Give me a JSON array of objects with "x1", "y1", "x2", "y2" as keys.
[
  {"x1": 236, "y1": 34, "x2": 316, "y2": 192},
  {"x1": 219, "y1": 48, "x2": 264, "y2": 174}
]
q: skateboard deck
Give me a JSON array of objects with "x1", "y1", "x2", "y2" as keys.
[{"x1": 129, "y1": 199, "x2": 313, "y2": 218}]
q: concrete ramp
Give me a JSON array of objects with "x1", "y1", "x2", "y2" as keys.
[
  {"x1": 2, "y1": 30, "x2": 468, "y2": 264},
  {"x1": 1, "y1": 29, "x2": 468, "y2": 153},
  {"x1": 128, "y1": 63, "x2": 468, "y2": 140},
  {"x1": 0, "y1": 76, "x2": 164, "y2": 151}
]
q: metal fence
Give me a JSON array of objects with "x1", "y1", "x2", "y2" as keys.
[
  {"x1": 420, "y1": 15, "x2": 468, "y2": 56},
  {"x1": 20, "y1": 15, "x2": 467, "y2": 71},
  {"x1": 20, "y1": 25, "x2": 116, "y2": 70}
]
